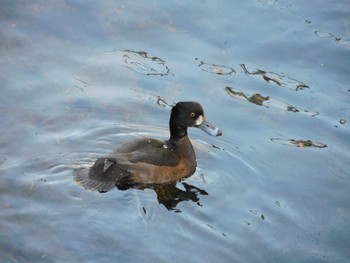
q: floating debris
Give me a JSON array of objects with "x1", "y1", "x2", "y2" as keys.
[
  {"x1": 224, "y1": 86, "x2": 318, "y2": 116},
  {"x1": 271, "y1": 138, "x2": 327, "y2": 148},
  {"x1": 240, "y1": 64, "x2": 309, "y2": 91},
  {"x1": 198, "y1": 61, "x2": 236, "y2": 75}
]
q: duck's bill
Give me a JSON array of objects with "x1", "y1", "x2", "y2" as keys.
[{"x1": 197, "y1": 117, "x2": 222, "y2": 136}]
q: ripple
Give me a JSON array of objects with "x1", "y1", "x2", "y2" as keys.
[
  {"x1": 270, "y1": 138, "x2": 327, "y2": 148},
  {"x1": 240, "y1": 64, "x2": 309, "y2": 91},
  {"x1": 224, "y1": 86, "x2": 318, "y2": 116}
]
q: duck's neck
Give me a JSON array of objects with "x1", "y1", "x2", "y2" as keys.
[
  {"x1": 169, "y1": 122, "x2": 187, "y2": 140},
  {"x1": 168, "y1": 127, "x2": 196, "y2": 172},
  {"x1": 169, "y1": 106, "x2": 188, "y2": 140}
]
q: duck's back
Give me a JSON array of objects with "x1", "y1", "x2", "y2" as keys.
[{"x1": 114, "y1": 138, "x2": 180, "y2": 166}]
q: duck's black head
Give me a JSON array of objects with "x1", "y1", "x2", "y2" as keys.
[{"x1": 169, "y1": 101, "x2": 222, "y2": 140}]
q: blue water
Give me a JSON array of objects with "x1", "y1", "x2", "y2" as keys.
[{"x1": 1, "y1": 1, "x2": 349, "y2": 262}]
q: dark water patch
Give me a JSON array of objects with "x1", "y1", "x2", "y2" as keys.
[
  {"x1": 105, "y1": 49, "x2": 174, "y2": 76},
  {"x1": 271, "y1": 138, "x2": 327, "y2": 148},
  {"x1": 197, "y1": 60, "x2": 236, "y2": 75},
  {"x1": 225, "y1": 86, "x2": 318, "y2": 116},
  {"x1": 240, "y1": 64, "x2": 309, "y2": 91}
]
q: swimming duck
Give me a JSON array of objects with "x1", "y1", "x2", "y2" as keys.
[{"x1": 74, "y1": 101, "x2": 222, "y2": 192}]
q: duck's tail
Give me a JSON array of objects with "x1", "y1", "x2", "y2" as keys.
[{"x1": 73, "y1": 168, "x2": 116, "y2": 192}]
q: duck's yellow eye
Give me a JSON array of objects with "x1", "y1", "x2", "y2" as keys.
[{"x1": 190, "y1": 112, "x2": 195, "y2": 118}]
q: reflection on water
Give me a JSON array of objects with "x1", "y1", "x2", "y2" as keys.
[
  {"x1": 305, "y1": 17, "x2": 350, "y2": 47},
  {"x1": 106, "y1": 49, "x2": 174, "y2": 76},
  {"x1": 271, "y1": 138, "x2": 327, "y2": 148},
  {"x1": 197, "y1": 60, "x2": 236, "y2": 75},
  {"x1": 225, "y1": 86, "x2": 268, "y2": 106},
  {"x1": 224, "y1": 86, "x2": 318, "y2": 116},
  {"x1": 315, "y1": 30, "x2": 350, "y2": 46},
  {"x1": 156, "y1": 96, "x2": 175, "y2": 108},
  {"x1": 116, "y1": 182, "x2": 208, "y2": 212},
  {"x1": 315, "y1": 30, "x2": 341, "y2": 41},
  {"x1": 132, "y1": 88, "x2": 176, "y2": 109},
  {"x1": 240, "y1": 64, "x2": 309, "y2": 91}
]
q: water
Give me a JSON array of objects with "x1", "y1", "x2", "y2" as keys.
[{"x1": 1, "y1": 1, "x2": 350, "y2": 262}]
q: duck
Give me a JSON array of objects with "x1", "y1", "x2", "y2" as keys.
[{"x1": 74, "y1": 101, "x2": 222, "y2": 192}]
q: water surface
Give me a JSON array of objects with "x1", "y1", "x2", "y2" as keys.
[{"x1": 1, "y1": 1, "x2": 349, "y2": 262}]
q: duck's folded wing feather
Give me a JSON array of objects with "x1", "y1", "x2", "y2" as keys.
[{"x1": 115, "y1": 139, "x2": 181, "y2": 166}]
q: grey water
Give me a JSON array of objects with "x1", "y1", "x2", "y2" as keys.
[{"x1": 1, "y1": 1, "x2": 349, "y2": 262}]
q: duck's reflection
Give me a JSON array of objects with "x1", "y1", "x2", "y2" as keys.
[
  {"x1": 113, "y1": 182, "x2": 208, "y2": 212},
  {"x1": 154, "y1": 182, "x2": 208, "y2": 211}
]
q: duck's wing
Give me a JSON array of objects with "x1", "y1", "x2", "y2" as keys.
[
  {"x1": 73, "y1": 157, "x2": 131, "y2": 192},
  {"x1": 115, "y1": 138, "x2": 181, "y2": 167}
]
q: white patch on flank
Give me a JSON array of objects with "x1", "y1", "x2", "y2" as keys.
[
  {"x1": 195, "y1": 115, "x2": 204, "y2": 126},
  {"x1": 163, "y1": 144, "x2": 168, "y2": 149}
]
